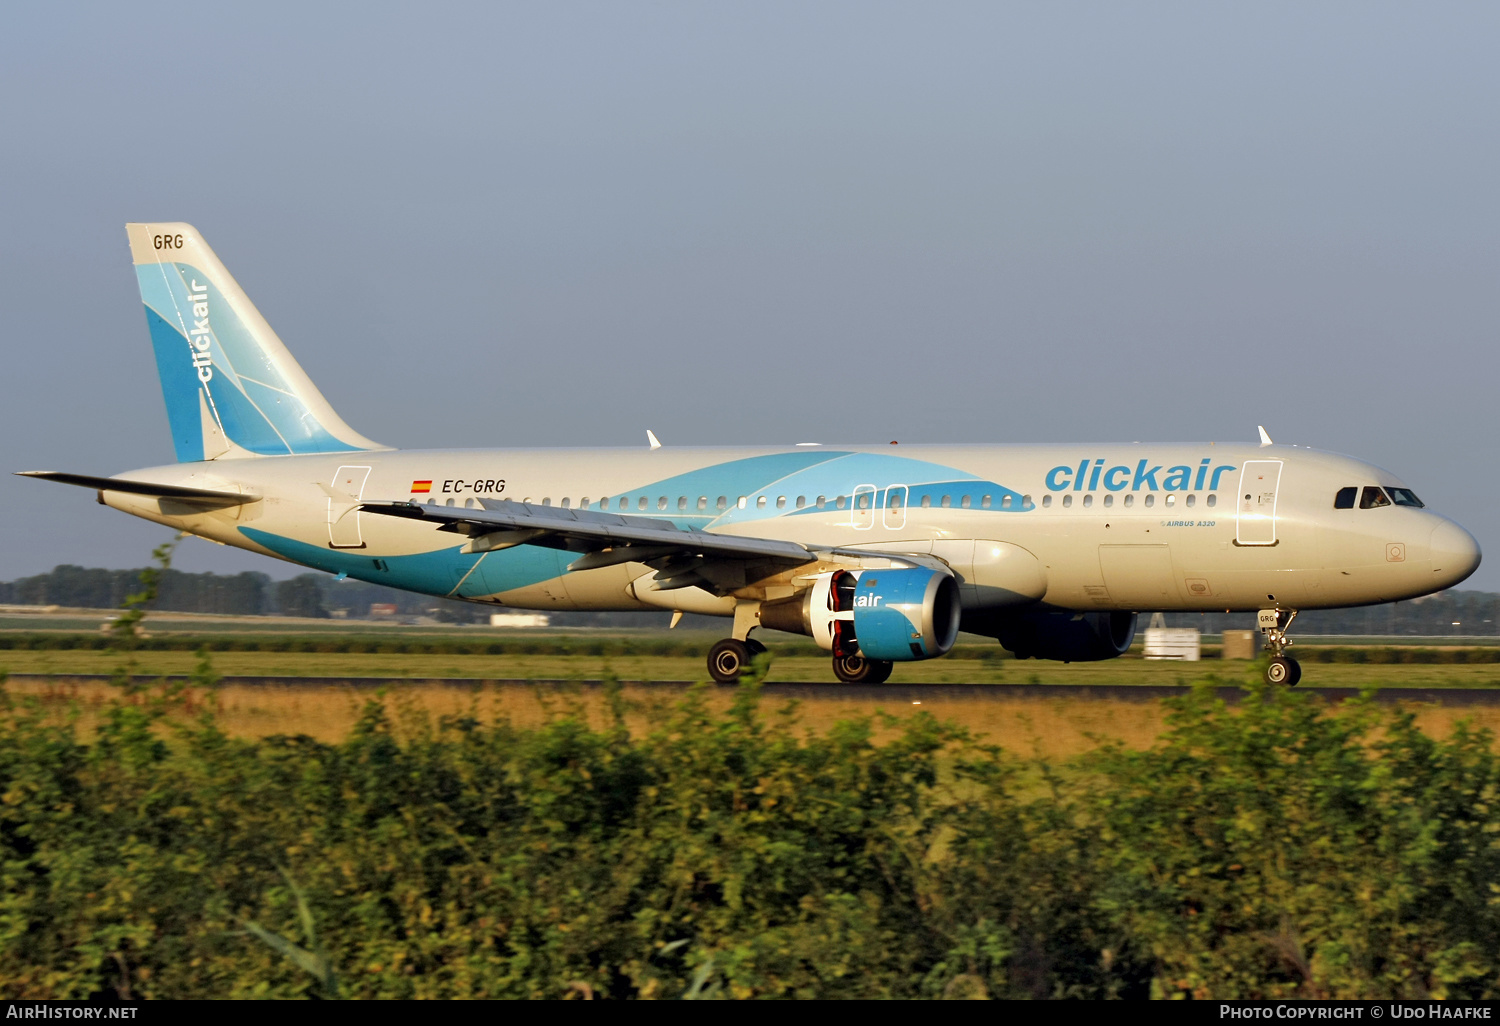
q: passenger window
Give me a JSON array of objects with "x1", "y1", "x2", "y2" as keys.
[
  {"x1": 776, "y1": 496, "x2": 786, "y2": 509},
  {"x1": 1185, "y1": 494, "x2": 1195, "y2": 508},
  {"x1": 857, "y1": 493, "x2": 870, "y2": 510},
  {"x1": 1123, "y1": 495, "x2": 1134, "y2": 508},
  {"x1": 961, "y1": 495, "x2": 972, "y2": 509},
  {"x1": 678, "y1": 496, "x2": 688, "y2": 511},
  {"x1": 1082, "y1": 495, "x2": 1093, "y2": 508},
  {"x1": 1103, "y1": 495, "x2": 1114, "y2": 508},
  {"x1": 1389, "y1": 488, "x2": 1424, "y2": 508},
  {"x1": 999, "y1": 495, "x2": 1010, "y2": 509},
  {"x1": 634, "y1": 497, "x2": 645, "y2": 510},
  {"x1": 738, "y1": 496, "x2": 748, "y2": 509},
  {"x1": 716, "y1": 496, "x2": 727, "y2": 510},
  {"x1": 698, "y1": 496, "x2": 708, "y2": 511},
  {"x1": 920, "y1": 495, "x2": 931, "y2": 508},
  {"x1": 1042, "y1": 494, "x2": 1053, "y2": 508},
  {"x1": 619, "y1": 497, "x2": 629, "y2": 510},
  {"x1": 1062, "y1": 495, "x2": 1072, "y2": 508},
  {"x1": 581, "y1": 497, "x2": 590, "y2": 509},
  {"x1": 796, "y1": 495, "x2": 805, "y2": 508},
  {"x1": 560, "y1": 498, "x2": 571, "y2": 508},
  {"x1": 1164, "y1": 494, "x2": 1175, "y2": 507},
  {"x1": 836, "y1": 496, "x2": 847, "y2": 510},
  {"x1": 981, "y1": 495, "x2": 992, "y2": 509},
  {"x1": 816, "y1": 495, "x2": 826, "y2": 509},
  {"x1": 1144, "y1": 494, "x2": 1155, "y2": 508},
  {"x1": 940, "y1": 495, "x2": 951, "y2": 508},
  {"x1": 541, "y1": 498, "x2": 551, "y2": 506},
  {"x1": 1021, "y1": 494, "x2": 1032, "y2": 509},
  {"x1": 1360, "y1": 486, "x2": 1391, "y2": 509},
  {"x1": 756, "y1": 496, "x2": 767, "y2": 509},
  {"x1": 1334, "y1": 487, "x2": 1357, "y2": 509},
  {"x1": 888, "y1": 492, "x2": 901, "y2": 509}
]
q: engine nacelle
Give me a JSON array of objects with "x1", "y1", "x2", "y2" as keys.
[
  {"x1": 991, "y1": 609, "x2": 1137, "y2": 662},
  {"x1": 762, "y1": 568, "x2": 961, "y2": 661}
]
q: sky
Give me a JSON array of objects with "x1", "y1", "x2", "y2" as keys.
[{"x1": 1, "y1": 2, "x2": 1496, "y2": 589}]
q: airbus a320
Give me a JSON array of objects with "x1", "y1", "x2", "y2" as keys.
[{"x1": 19, "y1": 224, "x2": 1482, "y2": 686}]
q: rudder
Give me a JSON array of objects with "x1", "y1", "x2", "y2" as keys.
[{"x1": 127, "y1": 222, "x2": 384, "y2": 461}]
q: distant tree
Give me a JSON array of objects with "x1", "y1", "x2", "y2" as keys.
[
  {"x1": 155, "y1": 570, "x2": 270, "y2": 615},
  {"x1": 275, "y1": 575, "x2": 329, "y2": 619},
  {"x1": 10, "y1": 565, "x2": 139, "y2": 608},
  {"x1": 430, "y1": 602, "x2": 487, "y2": 624}
]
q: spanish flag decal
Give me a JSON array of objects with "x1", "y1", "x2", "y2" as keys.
[{"x1": 411, "y1": 480, "x2": 433, "y2": 494}]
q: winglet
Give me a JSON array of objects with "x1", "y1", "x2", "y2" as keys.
[
  {"x1": 647, "y1": 430, "x2": 662, "y2": 450},
  {"x1": 1257, "y1": 425, "x2": 1273, "y2": 447}
]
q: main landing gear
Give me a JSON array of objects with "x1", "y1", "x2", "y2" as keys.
[
  {"x1": 706, "y1": 601, "x2": 773, "y2": 684},
  {"x1": 707, "y1": 637, "x2": 767, "y2": 684},
  {"x1": 707, "y1": 639, "x2": 895, "y2": 685},
  {"x1": 1259, "y1": 608, "x2": 1302, "y2": 687},
  {"x1": 705, "y1": 600, "x2": 898, "y2": 684},
  {"x1": 832, "y1": 654, "x2": 893, "y2": 684}
]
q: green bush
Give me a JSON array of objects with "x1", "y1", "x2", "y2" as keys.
[{"x1": 0, "y1": 673, "x2": 1495, "y2": 1000}]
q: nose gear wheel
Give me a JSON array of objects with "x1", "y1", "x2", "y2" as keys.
[
  {"x1": 1266, "y1": 656, "x2": 1302, "y2": 687},
  {"x1": 1259, "y1": 608, "x2": 1302, "y2": 686}
]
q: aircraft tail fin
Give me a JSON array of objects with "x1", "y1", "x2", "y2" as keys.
[{"x1": 126, "y1": 222, "x2": 385, "y2": 462}]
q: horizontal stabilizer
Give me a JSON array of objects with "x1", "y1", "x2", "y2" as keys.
[{"x1": 16, "y1": 471, "x2": 257, "y2": 505}]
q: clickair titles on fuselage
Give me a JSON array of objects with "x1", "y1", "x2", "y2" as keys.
[{"x1": 1044, "y1": 457, "x2": 1237, "y2": 493}]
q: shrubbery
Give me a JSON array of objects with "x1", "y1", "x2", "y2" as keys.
[{"x1": 0, "y1": 665, "x2": 1496, "y2": 999}]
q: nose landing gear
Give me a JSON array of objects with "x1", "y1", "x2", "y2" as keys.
[{"x1": 1258, "y1": 608, "x2": 1301, "y2": 686}]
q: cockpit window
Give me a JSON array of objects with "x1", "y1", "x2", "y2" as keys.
[
  {"x1": 1388, "y1": 488, "x2": 1424, "y2": 508},
  {"x1": 1360, "y1": 486, "x2": 1392, "y2": 509},
  {"x1": 1334, "y1": 487, "x2": 1357, "y2": 509}
]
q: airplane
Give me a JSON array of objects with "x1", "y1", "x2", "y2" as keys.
[{"x1": 17, "y1": 223, "x2": 1483, "y2": 687}]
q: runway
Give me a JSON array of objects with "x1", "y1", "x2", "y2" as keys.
[{"x1": 11, "y1": 675, "x2": 1500, "y2": 707}]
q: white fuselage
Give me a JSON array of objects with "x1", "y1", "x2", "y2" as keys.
[{"x1": 96, "y1": 441, "x2": 1481, "y2": 617}]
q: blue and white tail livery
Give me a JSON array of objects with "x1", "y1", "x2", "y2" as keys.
[
  {"x1": 127, "y1": 223, "x2": 383, "y2": 461},
  {"x1": 17, "y1": 223, "x2": 1483, "y2": 686}
]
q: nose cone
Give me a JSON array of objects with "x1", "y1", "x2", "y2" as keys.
[{"x1": 1430, "y1": 520, "x2": 1482, "y2": 588}]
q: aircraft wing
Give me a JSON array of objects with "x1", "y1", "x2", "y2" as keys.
[{"x1": 360, "y1": 498, "x2": 818, "y2": 593}]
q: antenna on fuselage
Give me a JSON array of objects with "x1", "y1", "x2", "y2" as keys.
[
  {"x1": 647, "y1": 430, "x2": 662, "y2": 450},
  {"x1": 1257, "y1": 425, "x2": 1273, "y2": 447}
]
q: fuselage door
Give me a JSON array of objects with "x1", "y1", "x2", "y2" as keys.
[
  {"x1": 1235, "y1": 460, "x2": 1283, "y2": 546},
  {"x1": 326, "y1": 465, "x2": 372, "y2": 549},
  {"x1": 882, "y1": 484, "x2": 908, "y2": 530},
  {"x1": 852, "y1": 484, "x2": 876, "y2": 530}
]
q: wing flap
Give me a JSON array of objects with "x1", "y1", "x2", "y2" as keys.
[{"x1": 360, "y1": 498, "x2": 816, "y2": 567}]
